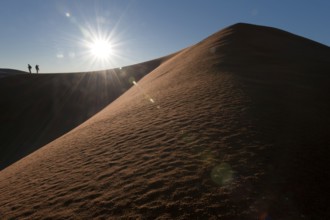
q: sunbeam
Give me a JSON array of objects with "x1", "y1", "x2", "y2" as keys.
[{"x1": 57, "y1": 5, "x2": 131, "y2": 71}]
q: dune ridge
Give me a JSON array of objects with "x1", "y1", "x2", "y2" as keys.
[
  {"x1": 0, "y1": 55, "x2": 174, "y2": 170},
  {"x1": 0, "y1": 23, "x2": 330, "y2": 219}
]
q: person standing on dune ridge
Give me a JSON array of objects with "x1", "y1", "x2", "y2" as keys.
[
  {"x1": 28, "y1": 64, "x2": 32, "y2": 73},
  {"x1": 35, "y1": 65, "x2": 39, "y2": 74}
]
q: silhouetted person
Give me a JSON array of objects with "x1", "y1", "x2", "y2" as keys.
[
  {"x1": 35, "y1": 65, "x2": 39, "y2": 74},
  {"x1": 28, "y1": 64, "x2": 32, "y2": 74}
]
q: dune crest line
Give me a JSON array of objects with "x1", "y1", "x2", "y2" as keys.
[{"x1": 0, "y1": 23, "x2": 330, "y2": 219}]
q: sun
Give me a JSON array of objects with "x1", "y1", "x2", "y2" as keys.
[
  {"x1": 88, "y1": 38, "x2": 114, "y2": 59},
  {"x1": 79, "y1": 25, "x2": 121, "y2": 69}
]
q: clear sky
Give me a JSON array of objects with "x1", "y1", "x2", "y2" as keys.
[{"x1": 0, "y1": 0, "x2": 329, "y2": 73}]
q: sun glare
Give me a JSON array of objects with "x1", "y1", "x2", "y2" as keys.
[
  {"x1": 67, "y1": 11, "x2": 123, "y2": 69},
  {"x1": 88, "y1": 39, "x2": 113, "y2": 59}
]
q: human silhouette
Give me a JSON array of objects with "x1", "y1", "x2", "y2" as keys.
[
  {"x1": 35, "y1": 65, "x2": 39, "y2": 74},
  {"x1": 28, "y1": 64, "x2": 32, "y2": 74}
]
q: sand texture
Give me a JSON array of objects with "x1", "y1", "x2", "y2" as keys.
[
  {"x1": 0, "y1": 56, "x2": 172, "y2": 170},
  {"x1": 0, "y1": 23, "x2": 330, "y2": 219}
]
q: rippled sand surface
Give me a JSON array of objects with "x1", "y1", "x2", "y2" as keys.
[{"x1": 1, "y1": 23, "x2": 330, "y2": 219}]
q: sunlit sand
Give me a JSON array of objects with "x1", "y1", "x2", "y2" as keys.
[{"x1": 0, "y1": 23, "x2": 330, "y2": 219}]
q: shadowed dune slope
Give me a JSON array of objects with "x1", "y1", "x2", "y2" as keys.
[
  {"x1": 1, "y1": 23, "x2": 330, "y2": 219},
  {"x1": 0, "y1": 68, "x2": 28, "y2": 79},
  {"x1": 0, "y1": 56, "x2": 173, "y2": 170}
]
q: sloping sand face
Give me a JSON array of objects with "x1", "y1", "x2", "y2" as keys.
[
  {"x1": 1, "y1": 23, "x2": 330, "y2": 219},
  {"x1": 0, "y1": 57, "x2": 171, "y2": 170}
]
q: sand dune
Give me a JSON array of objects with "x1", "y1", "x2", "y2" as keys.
[
  {"x1": 0, "y1": 68, "x2": 28, "y2": 79},
  {"x1": 0, "y1": 23, "x2": 330, "y2": 219},
  {"x1": 0, "y1": 56, "x2": 173, "y2": 170}
]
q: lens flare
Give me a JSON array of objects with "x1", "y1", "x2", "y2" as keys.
[
  {"x1": 132, "y1": 80, "x2": 159, "y2": 107},
  {"x1": 210, "y1": 163, "x2": 234, "y2": 186}
]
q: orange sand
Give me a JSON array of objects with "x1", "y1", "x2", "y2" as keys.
[{"x1": 0, "y1": 23, "x2": 330, "y2": 219}]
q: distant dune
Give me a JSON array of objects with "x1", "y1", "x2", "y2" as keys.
[
  {"x1": 0, "y1": 23, "x2": 330, "y2": 219},
  {"x1": 0, "y1": 68, "x2": 28, "y2": 79}
]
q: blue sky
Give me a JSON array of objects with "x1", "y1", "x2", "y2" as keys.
[{"x1": 0, "y1": 0, "x2": 329, "y2": 73}]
